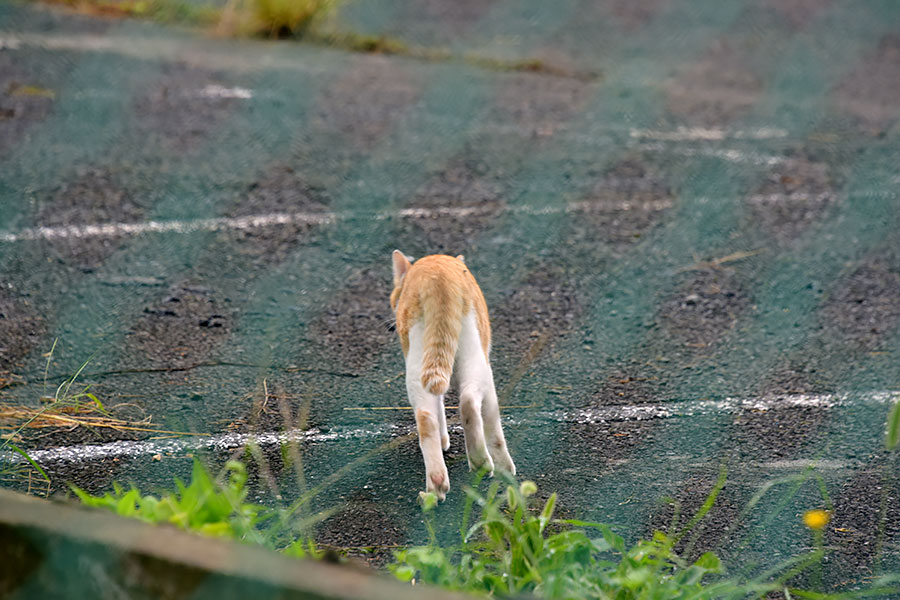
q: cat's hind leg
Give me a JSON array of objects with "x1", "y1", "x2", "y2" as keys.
[
  {"x1": 455, "y1": 311, "x2": 495, "y2": 474},
  {"x1": 457, "y1": 309, "x2": 515, "y2": 475},
  {"x1": 437, "y1": 395, "x2": 450, "y2": 451},
  {"x1": 413, "y1": 399, "x2": 449, "y2": 498},
  {"x1": 458, "y1": 386, "x2": 493, "y2": 474},
  {"x1": 406, "y1": 322, "x2": 450, "y2": 499},
  {"x1": 481, "y1": 385, "x2": 515, "y2": 475}
]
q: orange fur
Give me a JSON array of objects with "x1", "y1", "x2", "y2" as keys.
[{"x1": 392, "y1": 253, "x2": 491, "y2": 395}]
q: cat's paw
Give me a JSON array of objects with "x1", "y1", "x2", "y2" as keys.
[
  {"x1": 425, "y1": 468, "x2": 449, "y2": 501},
  {"x1": 492, "y1": 453, "x2": 516, "y2": 476},
  {"x1": 488, "y1": 442, "x2": 516, "y2": 476},
  {"x1": 467, "y1": 453, "x2": 494, "y2": 476},
  {"x1": 441, "y1": 432, "x2": 450, "y2": 452},
  {"x1": 497, "y1": 458, "x2": 516, "y2": 476}
]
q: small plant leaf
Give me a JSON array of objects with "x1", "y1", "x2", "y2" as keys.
[
  {"x1": 886, "y1": 397, "x2": 900, "y2": 450},
  {"x1": 601, "y1": 525, "x2": 626, "y2": 553},
  {"x1": 418, "y1": 491, "x2": 438, "y2": 511},
  {"x1": 83, "y1": 392, "x2": 104, "y2": 410},
  {"x1": 539, "y1": 492, "x2": 557, "y2": 532},
  {"x1": 676, "y1": 464, "x2": 727, "y2": 549},
  {"x1": 693, "y1": 551, "x2": 722, "y2": 572},
  {"x1": 392, "y1": 565, "x2": 415, "y2": 582},
  {"x1": 8, "y1": 444, "x2": 50, "y2": 481},
  {"x1": 198, "y1": 522, "x2": 232, "y2": 537}
]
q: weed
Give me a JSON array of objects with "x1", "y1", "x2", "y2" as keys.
[
  {"x1": 6, "y1": 443, "x2": 49, "y2": 482},
  {"x1": 393, "y1": 475, "x2": 739, "y2": 598},
  {"x1": 885, "y1": 394, "x2": 900, "y2": 450},
  {"x1": 72, "y1": 456, "x2": 900, "y2": 597},
  {"x1": 32, "y1": 0, "x2": 595, "y2": 80},
  {"x1": 0, "y1": 443, "x2": 51, "y2": 496},
  {"x1": 1, "y1": 352, "x2": 176, "y2": 446},
  {"x1": 254, "y1": 0, "x2": 335, "y2": 37},
  {"x1": 72, "y1": 458, "x2": 325, "y2": 557},
  {"x1": 217, "y1": 0, "x2": 337, "y2": 38},
  {"x1": 39, "y1": 0, "x2": 220, "y2": 25},
  {"x1": 873, "y1": 395, "x2": 900, "y2": 574},
  {"x1": 0, "y1": 343, "x2": 199, "y2": 495},
  {"x1": 391, "y1": 475, "x2": 900, "y2": 599},
  {"x1": 73, "y1": 460, "x2": 264, "y2": 540},
  {"x1": 64, "y1": 394, "x2": 900, "y2": 593}
]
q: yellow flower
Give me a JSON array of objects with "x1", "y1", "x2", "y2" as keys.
[{"x1": 803, "y1": 509, "x2": 831, "y2": 530}]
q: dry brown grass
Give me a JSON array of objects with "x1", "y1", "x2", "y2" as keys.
[
  {"x1": 0, "y1": 401, "x2": 204, "y2": 440},
  {"x1": 35, "y1": 0, "x2": 220, "y2": 24},
  {"x1": 0, "y1": 371, "x2": 25, "y2": 390}
]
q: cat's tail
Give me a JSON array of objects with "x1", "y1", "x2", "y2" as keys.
[{"x1": 420, "y1": 290, "x2": 463, "y2": 396}]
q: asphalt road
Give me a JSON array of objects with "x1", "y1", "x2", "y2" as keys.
[{"x1": 1, "y1": 0, "x2": 900, "y2": 586}]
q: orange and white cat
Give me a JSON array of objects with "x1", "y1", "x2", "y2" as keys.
[{"x1": 391, "y1": 250, "x2": 515, "y2": 500}]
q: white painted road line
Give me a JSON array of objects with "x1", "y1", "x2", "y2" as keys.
[
  {"x1": 5, "y1": 184, "x2": 895, "y2": 244},
  {"x1": 5, "y1": 391, "x2": 896, "y2": 466},
  {"x1": 197, "y1": 84, "x2": 254, "y2": 99},
  {"x1": 548, "y1": 391, "x2": 899, "y2": 425},
  {"x1": 0, "y1": 212, "x2": 336, "y2": 242},
  {"x1": 629, "y1": 126, "x2": 789, "y2": 141},
  {"x1": 0, "y1": 199, "x2": 673, "y2": 243},
  {"x1": 8, "y1": 423, "x2": 403, "y2": 466}
]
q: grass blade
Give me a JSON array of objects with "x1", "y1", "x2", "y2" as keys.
[
  {"x1": 9, "y1": 444, "x2": 50, "y2": 482},
  {"x1": 886, "y1": 396, "x2": 900, "y2": 450},
  {"x1": 42, "y1": 337, "x2": 58, "y2": 398},
  {"x1": 676, "y1": 464, "x2": 727, "y2": 546}
]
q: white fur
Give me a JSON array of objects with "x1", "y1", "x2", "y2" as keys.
[
  {"x1": 456, "y1": 310, "x2": 515, "y2": 476},
  {"x1": 406, "y1": 321, "x2": 449, "y2": 498},
  {"x1": 405, "y1": 310, "x2": 515, "y2": 501}
]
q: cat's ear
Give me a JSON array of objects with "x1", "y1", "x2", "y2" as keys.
[
  {"x1": 456, "y1": 254, "x2": 466, "y2": 264},
  {"x1": 392, "y1": 250, "x2": 412, "y2": 287}
]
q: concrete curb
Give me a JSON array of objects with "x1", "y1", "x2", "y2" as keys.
[{"x1": 0, "y1": 488, "x2": 472, "y2": 600}]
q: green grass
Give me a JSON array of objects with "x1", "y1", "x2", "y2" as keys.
[
  {"x1": 72, "y1": 458, "x2": 325, "y2": 558},
  {"x1": 29, "y1": 0, "x2": 592, "y2": 79},
  {"x1": 885, "y1": 395, "x2": 900, "y2": 450},
  {"x1": 216, "y1": 0, "x2": 337, "y2": 38},
  {"x1": 0, "y1": 341, "x2": 96, "y2": 490},
  {"x1": 41, "y1": 376, "x2": 900, "y2": 597},
  {"x1": 392, "y1": 476, "x2": 734, "y2": 598},
  {"x1": 385, "y1": 408, "x2": 900, "y2": 599},
  {"x1": 60, "y1": 401, "x2": 900, "y2": 597},
  {"x1": 0, "y1": 342, "x2": 200, "y2": 496},
  {"x1": 70, "y1": 459, "x2": 900, "y2": 599},
  {"x1": 392, "y1": 472, "x2": 900, "y2": 599},
  {"x1": 248, "y1": 0, "x2": 335, "y2": 37}
]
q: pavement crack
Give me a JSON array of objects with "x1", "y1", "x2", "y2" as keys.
[{"x1": 23, "y1": 362, "x2": 360, "y2": 382}]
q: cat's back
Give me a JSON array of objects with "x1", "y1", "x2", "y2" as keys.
[
  {"x1": 395, "y1": 252, "x2": 491, "y2": 361},
  {"x1": 407, "y1": 254, "x2": 467, "y2": 283},
  {"x1": 403, "y1": 254, "x2": 482, "y2": 301}
]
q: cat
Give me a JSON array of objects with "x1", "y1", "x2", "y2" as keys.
[{"x1": 390, "y1": 250, "x2": 516, "y2": 500}]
